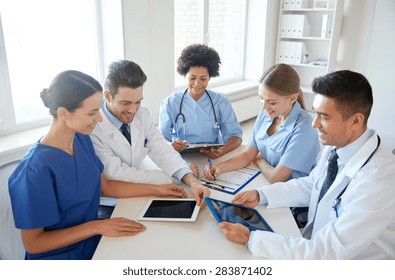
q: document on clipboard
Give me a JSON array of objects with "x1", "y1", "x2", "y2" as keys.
[
  {"x1": 180, "y1": 143, "x2": 224, "y2": 154},
  {"x1": 199, "y1": 167, "x2": 261, "y2": 194}
]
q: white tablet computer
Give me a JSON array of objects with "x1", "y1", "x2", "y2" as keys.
[{"x1": 137, "y1": 198, "x2": 200, "y2": 222}]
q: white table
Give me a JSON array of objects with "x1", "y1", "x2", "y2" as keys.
[{"x1": 93, "y1": 147, "x2": 301, "y2": 260}]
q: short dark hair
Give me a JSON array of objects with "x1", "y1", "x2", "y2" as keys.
[
  {"x1": 176, "y1": 44, "x2": 221, "y2": 77},
  {"x1": 312, "y1": 70, "x2": 373, "y2": 124},
  {"x1": 40, "y1": 70, "x2": 102, "y2": 117},
  {"x1": 105, "y1": 60, "x2": 147, "y2": 97}
]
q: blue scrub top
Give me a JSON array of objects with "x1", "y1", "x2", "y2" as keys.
[
  {"x1": 159, "y1": 90, "x2": 242, "y2": 144},
  {"x1": 8, "y1": 133, "x2": 103, "y2": 260},
  {"x1": 249, "y1": 102, "x2": 320, "y2": 180}
]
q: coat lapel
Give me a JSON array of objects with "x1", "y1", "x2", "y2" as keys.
[
  {"x1": 97, "y1": 108, "x2": 130, "y2": 146},
  {"x1": 311, "y1": 133, "x2": 379, "y2": 234}
]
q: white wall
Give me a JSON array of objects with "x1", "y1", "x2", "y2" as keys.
[
  {"x1": 365, "y1": 0, "x2": 395, "y2": 150},
  {"x1": 336, "y1": 0, "x2": 395, "y2": 150},
  {"x1": 122, "y1": 0, "x2": 175, "y2": 123}
]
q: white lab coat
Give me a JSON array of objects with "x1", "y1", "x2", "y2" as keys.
[
  {"x1": 90, "y1": 106, "x2": 189, "y2": 184},
  {"x1": 250, "y1": 132, "x2": 395, "y2": 259}
]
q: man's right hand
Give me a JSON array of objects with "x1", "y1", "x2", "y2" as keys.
[{"x1": 232, "y1": 190, "x2": 259, "y2": 208}]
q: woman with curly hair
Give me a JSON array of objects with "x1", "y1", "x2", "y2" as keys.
[{"x1": 159, "y1": 43, "x2": 243, "y2": 159}]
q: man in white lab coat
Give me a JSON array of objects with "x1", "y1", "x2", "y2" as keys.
[
  {"x1": 91, "y1": 60, "x2": 210, "y2": 205},
  {"x1": 214, "y1": 70, "x2": 395, "y2": 259}
]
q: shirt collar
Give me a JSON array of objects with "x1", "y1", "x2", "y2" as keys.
[
  {"x1": 336, "y1": 128, "x2": 373, "y2": 168},
  {"x1": 281, "y1": 101, "x2": 302, "y2": 131},
  {"x1": 101, "y1": 100, "x2": 124, "y2": 130},
  {"x1": 262, "y1": 101, "x2": 302, "y2": 129}
]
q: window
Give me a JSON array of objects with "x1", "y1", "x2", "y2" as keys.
[
  {"x1": 174, "y1": 0, "x2": 247, "y2": 88},
  {"x1": 0, "y1": 0, "x2": 101, "y2": 135}
]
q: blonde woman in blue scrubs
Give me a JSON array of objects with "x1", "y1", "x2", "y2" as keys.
[
  {"x1": 159, "y1": 44, "x2": 243, "y2": 159},
  {"x1": 204, "y1": 64, "x2": 320, "y2": 183},
  {"x1": 8, "y1": 70, "x2": 186, "y2": 260}
]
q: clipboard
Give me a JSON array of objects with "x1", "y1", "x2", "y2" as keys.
[
  {"x1": 199, "y1": 167, "x2": 261, "y2": 194},
  {"x1": 180, "y1": 143, "x2": 224, "y2": 154}
]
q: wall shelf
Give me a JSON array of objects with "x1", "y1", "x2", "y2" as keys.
[{"x1": 275, "y1": 0, "x2": 344, "y2": 110}]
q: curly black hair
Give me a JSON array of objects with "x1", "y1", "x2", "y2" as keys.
[{"x1": 176, "y1": 43, "x2": 221, "y2": 77}]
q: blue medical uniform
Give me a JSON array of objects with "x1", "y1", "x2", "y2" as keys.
[
  {"x1": 249, "y1": 102, "x2": 320, "y2": 180},
  {"x1": 159, "y1": 90, "x2": 242, "y2": 144},
  {"x1": 8, "y1": 133, "x2": 103, "y2": 260}
]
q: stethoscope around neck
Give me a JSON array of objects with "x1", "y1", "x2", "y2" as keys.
[{"x1": 174, "y1": 89, "x2": 220, "y2": 134}]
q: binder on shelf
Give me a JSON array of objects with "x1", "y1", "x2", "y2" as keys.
[
  {"x1": 284, "y1": 41, "x2": 291, "y2": 63},
  {"x1": 328, "y1": 0, "x2": 336, "y2": 9},
  {"x1": 280, "y1": 14, "x2": 288, "y2": 36},
  {"x1": 280, "y1": 15, "x2": 295, "y2": 37},
  {"x1": 287, "y1": 42, "x2": 295, "y2": 63},
  {"x1": 314, "y1": 0, "x2": 335, "y2": 9},
  {"x1": 281, "y1": 14, "x2": 310, "y2": 38},
  {"x1": 321, "y1": 14, "x2": 333, "y2": 38},
  {"x1": 277, "y1": 41, "x2": 307, "y2": 64},
  {"x1": 294, "y1": 42, "x2": 307, "y2": 64},
  {"x1": 277, "y1": 41, "x2": 286, "y2": 63},
  {"x1": 293, "y1": 0, "x2": 308, "y2": 9},
  {"x1": 326, "y1": 14, "x2": 333, "y2": 38},
  {"x1": 292, "y1": 14, "x2": 310, "y2": 38},
  {"x1": 314, "y1": 0, "x2": 329, "y2": 8},
  {"x1": 282, "y1": 0, "x2": 291, "y2": 9},
  {"x1": 283, "y1": 0, "x2": 308, "y2": 9}
]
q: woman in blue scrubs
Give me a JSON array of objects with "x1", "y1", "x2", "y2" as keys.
[
  {"x1": 159, "y1": 44, "x2": 243, "y2": 159},
  {"x1": 204, "y1": 64, "x2": 320, "y2": 183},
  {"x1": 8, "y1": 70, "x2": 187, "y2": 260}
]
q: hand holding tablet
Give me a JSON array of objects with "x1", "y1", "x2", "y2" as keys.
[
  {"x1": 205, "y1": 197, "x2": 273, "y2": 232},
  {"x1": 136, "y1": 196, "x2": 273, "y2": 232}
]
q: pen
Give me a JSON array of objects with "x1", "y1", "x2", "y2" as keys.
[
  {"x1": 332, "y1": 198, "x2": 341, "y2": 218},
  {"x1": 207, "y1": 157, "x2": 216, "y2": 180}
]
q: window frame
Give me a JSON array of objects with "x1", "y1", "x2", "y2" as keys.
[{"x1": 174, "y1": 0, "x2": 248, "y2": 90}]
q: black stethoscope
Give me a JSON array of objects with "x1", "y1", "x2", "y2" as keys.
[{"x1": 174, "y1": 89, "x2": 220, "y2": 134}]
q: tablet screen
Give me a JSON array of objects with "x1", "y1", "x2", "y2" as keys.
[
  {"x1": 205, "y1": 197, "x2": 273, "y2": 232},
  {"x1": 137, "y1": 199, "x2": 200, "y2": 222}
]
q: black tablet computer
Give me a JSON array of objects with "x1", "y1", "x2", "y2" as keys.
[
  {"x1": 205, "y1": 197, "x2": 274, "y2": 232},
  {"x1": 137, "y1": 198, "x2": 200, "y2": 222}
]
